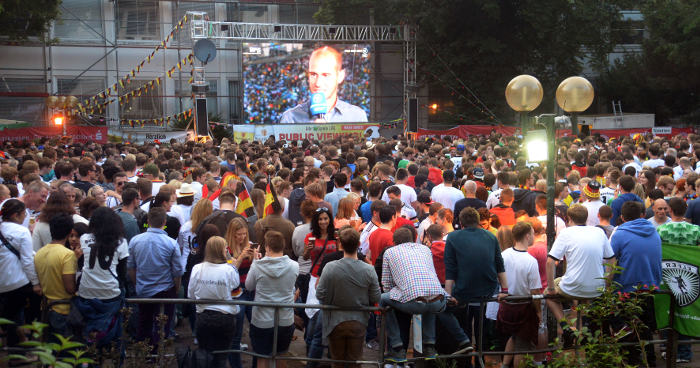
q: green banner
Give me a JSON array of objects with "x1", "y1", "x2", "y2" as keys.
[{"x1": 655, "y1": 243, "x2": 700, "y2": 337}]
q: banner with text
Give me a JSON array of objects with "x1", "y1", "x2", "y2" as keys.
[
  {"x1": 232, "y1": 123, "x2": 381, "y2": 143},
  {"x1": 0, "y1": 126, "x2": 107, "y2": 144},
  {"x1": 109, "y1": 130, "x2": 191, "y2": 144},
  {"x1": 655, "y1": 243, "x2": 700, "y2": 337}
]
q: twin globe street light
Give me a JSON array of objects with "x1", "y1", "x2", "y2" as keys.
[{"x1": 504, "y1": 74, "x2": 594, "y2": 251}]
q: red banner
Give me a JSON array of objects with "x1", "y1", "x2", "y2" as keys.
[
  {"x1": 0, "y1": 126, "x2": 107, "y2": 144},
  {"x1": 417, "y1": 125, "x2": 694, "y2": 139}
]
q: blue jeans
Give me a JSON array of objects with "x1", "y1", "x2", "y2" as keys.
[
  {"x1": 380, "y1": 293, "x2": 446, "y2": 349},
  {"x1": 305, "y1": 310, "x2": 324, "y2": 368},
  {"x1": 679, "y1": 334, "x2": 693, "y2": 361},
  {"x1": 48, "y1": 310, "x2": 68, "y2": 343},
  {"x1": 229, "y1": 288, "x2": 254, "y2": 368},
  {"x1": 436, "y1": 304, "x2": 470, "y2": 345}
]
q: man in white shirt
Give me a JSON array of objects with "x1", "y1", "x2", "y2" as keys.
[
  {"x1": 487, "y1": 172, "x2": 512, "y2": 209},
  {"x1": 380, "y1": 168, "x2": 417, "y2": 208},
  {"x1": 430, "y1": 170, "x2": 464, "y2": 212},
  {"x1": 642, "y1": 144, "x2": 664, "y2": 169},
  {"x1": 545, "y1": 205, "x2": 615, "y2": 341}
]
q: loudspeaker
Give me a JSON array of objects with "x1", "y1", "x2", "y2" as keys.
[
  {"x1": 408, "y1": 98, "x2": 418, "y2": 132},
  {"x1": 195, "y1": 98, "x2": 208, "y2": 136}
]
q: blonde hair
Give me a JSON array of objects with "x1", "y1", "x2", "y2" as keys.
[
  {"x1": 225, "y1": 217, "x2": 249, "y2": 258},
  {"x1": 497, "y1": 226, "x2": 514, "y2": 252},
  {"x1": 336, "y1": 197, "x2": 356, "y2": 220},
  {"x1": 204, "y1": 236, "x2": 228, "y2": 264},
  {"x1": 250, "y1": 188, "x2": 265, "y2": 217},
  {"x1": 87, "y1": 186, "x2": 105, "y2": 204},
  {"x1": 191, "y1": 198, "x2": 213, "y2": 230}
]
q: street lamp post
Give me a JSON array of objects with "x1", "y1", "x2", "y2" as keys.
[
  {"x1": 505, "y1": 75, "x2": 543, "y2": 133},
  {"x1": 556, "y1": 76, "x2": 595, "y2": 137}
]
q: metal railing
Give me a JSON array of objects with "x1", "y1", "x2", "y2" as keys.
[{"x1": 13, "y1": 291, "x2": 699, "y2": 368}]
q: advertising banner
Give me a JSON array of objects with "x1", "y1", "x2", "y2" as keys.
[
  {"x1": 0, "y1": 126, "x2": 107, "y2": 144},
  {"x1": 232, "y1": 123, "x2": 381, "y2": 143},
  {"x1": 110, "y1": 130, "x2": 191, "y2": 144}
]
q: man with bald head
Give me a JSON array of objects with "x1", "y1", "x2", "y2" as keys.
[
  {"x1": 647, "y1": 198, "x2": 670, "y2": 228},
  {"x1": 453, "y1": 180, "x2": 485, "y2": 229},
  {"x1": 280, "y1": 46, "x2": 368, "y2": 123}
]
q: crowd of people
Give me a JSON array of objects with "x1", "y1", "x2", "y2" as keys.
[
  {"x1": 0, "y1": 130, "x2": 698, "y2": 367},
  {"x1": 244, "y1": 47, "x2": 371, "y2": 124}
]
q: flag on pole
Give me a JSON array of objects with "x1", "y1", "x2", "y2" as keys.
[
  {"x1": 655, "y1": 243, "x2": 700, "y2": 337},
  {"x1": 235, "y1": 183, "x2": 256, "y2": 218},
  {"x1": 263, "y1": 177, "x2": 280, "y2": 218}
]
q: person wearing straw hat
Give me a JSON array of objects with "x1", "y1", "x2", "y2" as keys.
[{"x1": 172, "y1": 183, "x2": 195, "y2": 226}]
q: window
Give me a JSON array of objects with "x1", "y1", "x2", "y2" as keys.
[
  {"x1": 54, "y1": 0, "x2": 103, "y2": 41},
  {"x1": 57, "y1": 78, "x2": 105, "y2": 100},
  {"x1": 117, "y1": 0, "x2": 160, "y2": 40},
  {"x1": 229, "y1": 80, "x2": 242, "y2": 124},
  {"x1": 119, "y1": 79, "x2": 163, "y2": 119},
  {"x1": 0, "y1": 78, "x2": 45, "y2": 124}
]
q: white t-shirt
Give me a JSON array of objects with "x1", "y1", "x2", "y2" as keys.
[
  {"x1": 501, "y1": 247, "x2": 541, "y2": 296},
  {"x1": 381, "y1": 183, "x2": 418, "y2": 206},
  {"x1": 431, "y1": 185, "x2": 465, "y2": 212},
  {"x1": 582, "y1": 200, "x2": 605, "y2": 226},
  {"x1": 642, "y1": 158, "x2": 664, "y2": 169},
  {"x1": 486, "y1": 188, "x2": 503, "y2": 209},
  {"x1": 177, "y1": 221, "x2": 194, "y2": 271},
  {"x1": 537, "y1": 215, "x2": 566, "y2": 237},
  {"x1": 549, "y1": 226, "x2": 614, "y2": 298},
  {"x1": 187, "y1": 262, "x2": 240, "y2": 315},
  {"x1": 417, "y1": 217, "x2": 433, "y2": 242},
  {"x1": 599, "y1": 187, "x2": 615, "y2": 205},
  {"x1": 622, "y1": 162, "x2": 642, "y2": 176},
  {"x1": 78, "y1": 234, "x2": 129, "y2": 299},
  {"x1": 0, "y1": 221, "x2": 38, "y2": 292}
]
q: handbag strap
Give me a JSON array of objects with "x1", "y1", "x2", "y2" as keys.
[
  {"x1": 0, "y1": 230, "x2": 20, "y2": 259},
  {"x1": 309, "y1": 237, "x2": 329, "y2": 272}
]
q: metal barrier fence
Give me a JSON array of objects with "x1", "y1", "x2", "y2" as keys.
[{"x1": 10, "y1": 292, "x2": 699, "y2": 368}]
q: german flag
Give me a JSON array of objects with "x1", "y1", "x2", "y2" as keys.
[
  {"x1": 235, "y1": 182, "x2": 256, "y2": 218},
  {"x1": 263, "y1": 177, "x2": 280, "y2": 218}
]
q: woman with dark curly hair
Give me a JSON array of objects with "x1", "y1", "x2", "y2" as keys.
[
  {"x1": 31, "y1": 191, "x2": 88, "y2": 251},
  {"x1": 74, "y1": 207, "x2": 128, "y2": 348}
]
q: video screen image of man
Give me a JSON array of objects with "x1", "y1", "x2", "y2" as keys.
[{"x1": 279, "y1": 46, "x2": 368, "y2": 124}]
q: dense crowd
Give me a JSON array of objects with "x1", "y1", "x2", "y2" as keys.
[
  {"x1": 244, "y1": 49, "x2": 371, "y2": 124},
  {"x1": 0, "y1": 131, "x2": 698, "y2": 367}
]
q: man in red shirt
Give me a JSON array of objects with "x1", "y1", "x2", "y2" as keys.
[
  {"x1": 427, "y1": 158, "x2": 443, "y2": 185},
  {"x1": 389, "y1": 199, "x2": 415, "y2": 232},
  {"x1": 368, "y1": 206, "x2": 396, "y2": 264},
  {"x1": 426, "y1": 223, "x2": 447, "y2": 285},
  {"x1": 490, "y1": 188, "x2": 516, "y2": 227}
]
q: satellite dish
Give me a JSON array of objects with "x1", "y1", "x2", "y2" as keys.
[{"x1": 193, "y1": 39, "x2": 217, "y2": 64}]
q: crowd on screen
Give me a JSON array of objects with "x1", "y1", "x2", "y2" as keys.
[
  {"x1": 244, "y1": 52, "x2": 370, "y2": 124},
  {"x1": 0, "y1": 131, "x2": 698, "y2": 367}
]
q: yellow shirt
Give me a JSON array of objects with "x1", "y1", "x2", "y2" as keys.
[{"x1": 34, "y1": 243, "x2": 77, "y2": 315}]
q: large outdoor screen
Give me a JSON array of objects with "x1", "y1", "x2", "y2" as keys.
[{"x1": 243, "y1": 43, "x2": 371, "y2": 124}]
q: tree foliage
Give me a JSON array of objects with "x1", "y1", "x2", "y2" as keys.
[
  {"x1": 0, "y1": 0, "x2": 61, "y2": 42},
  {"x1": 598, "y1": 0, "x2": 700, "y2": 124},
  {"x1": 315, "y1": 0, "x2": 625, "y2": 125}
]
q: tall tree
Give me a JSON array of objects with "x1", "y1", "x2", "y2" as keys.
[
  {"x1": 316, "y1": 0, "x2": 624, "y2": 125},
  {"x1": 598, "y1": 0, "x2": 700, "y2": 124},
  {"x1": 0, "y1": 0, "x2": 61, "y2": 42}
]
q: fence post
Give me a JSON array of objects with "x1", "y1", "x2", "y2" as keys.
[
  {"x1": 271, "y1": 305, "x2": 279, "y2": 368},
  {"x1": 477, "y1": 301, "x2": 485, "y2": 368},
  {"x1": 378, "y1": 310, "x2": 385, "y2": 368},
  {"x1": 666, "y1": 292, "x2": 677, "y2": 368}
]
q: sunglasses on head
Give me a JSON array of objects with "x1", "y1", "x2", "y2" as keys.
[{"x1": 315, "y1": 207, "x2": 329, "y2": 213}]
